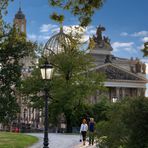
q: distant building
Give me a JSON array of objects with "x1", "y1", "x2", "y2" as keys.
[
  {"x1": 12, "y1": 7, "x2": 43, "y2": 131},
  {"x1": 89, "y1": 25, "x2": 147, "y2": 103},
  {"x1": 3, "y1": 8, "x2": 146, "y2": 132},
  {"x1": 14, "y1": 7, "x2": 26, "y2": 33}
]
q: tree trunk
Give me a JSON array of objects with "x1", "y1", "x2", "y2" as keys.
[{"x1": 65, "y1": 114, "x2": 72, "y2": 133}]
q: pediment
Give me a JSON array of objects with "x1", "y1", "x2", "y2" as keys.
[{"x1": 94, "y1": 63, "x2": 147, "y2": 82}]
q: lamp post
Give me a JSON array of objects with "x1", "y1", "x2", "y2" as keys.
[{"x1": 40, "y1": 59, "x2": 53, "y2": 148}]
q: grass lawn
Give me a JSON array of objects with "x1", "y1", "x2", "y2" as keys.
[{"x1": 0, "y1": 132, "x2": 38, "y2": 148}]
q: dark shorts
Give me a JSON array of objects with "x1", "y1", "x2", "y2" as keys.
[{"x1": 81, "y1": 131, "x2": 87, "y2": 141}]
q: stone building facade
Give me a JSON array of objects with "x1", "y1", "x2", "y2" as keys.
[
  {"x1": 12, "y1": 7, "x2": 43, "y2": 130},
  {"x1": 89, "y1": 25, "x2": 147, "y2": 103},
  {"x1": 4, "y1": 9, "x2": 146, "y2": 131}
]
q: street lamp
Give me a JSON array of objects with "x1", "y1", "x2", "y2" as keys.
[
  {"x1": 40, "y1": 59, "x2": 53, "y2": 148},
  {"x1": 41, "y1": 27, "x2": 72, "y2": 147}
]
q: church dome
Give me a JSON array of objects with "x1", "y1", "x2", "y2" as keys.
[
  {"x1": 15, "y1": 8, "x2": 25, "y2": 19},
  {"x1": 43, "y1": 27, "x2": 73, "y2": 57}
]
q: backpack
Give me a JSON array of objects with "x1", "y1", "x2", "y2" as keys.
[{"x1": 89, "y1": 122, "x2": 95, "y2": 132}]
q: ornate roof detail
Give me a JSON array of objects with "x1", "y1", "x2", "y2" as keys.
[
  {"x1": 95, "y1": 63, "x2": 147, "y2": 82},
  {"x1": 15, "y1": 7, "x2": 25, "y2": 19},
  {"x1": 89, "y1": 25, "x2": 113, "y2": 50},
  {"x1": 43, "y1": 27, "x2": 73, "y2": 57},
  {"x1": 104, "y1": 55, "x2": 112, "y2": 63}
]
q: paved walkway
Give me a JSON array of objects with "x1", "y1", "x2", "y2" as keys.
[
  {"x1": 74, "y1": 142, "x2": 96, "y2": 148},
  {"x1": 27, "y1": 133, "x2": 97, "y2": 148}
]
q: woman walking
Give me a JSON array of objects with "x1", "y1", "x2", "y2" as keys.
[{"x1": 80, "y1": 119, "x2": 88, "y2": 145}]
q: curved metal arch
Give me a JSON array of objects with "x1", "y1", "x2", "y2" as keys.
[{"x1": 43, "y1": 30, "x2": 74, "y2": 57}]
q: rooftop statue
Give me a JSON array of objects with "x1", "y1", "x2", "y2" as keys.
[
  {"x1": 88, "y1": 37, "x2": 95, "y2": 49},
  {"x1": 104, "y1": 55, "x2": 112, "y2": 63},
  {"x1": 135, "y1": 61, "x2": 141, "y2": 73},
  {"x1": 142, "y1": 63, "x2": 146, "y2": 74},
  {"x1": 103, "y1": 36, "x2": 110, "y2": 45},
  {"x1": 91, "y1": 25, "x2": 111, "y2": 49},
  {"x1": 96, "y1": 25, "x2": 105, "y2": 41},
  {"x1": 93, "y1": 25, "x2": 105, "y2": 43}
]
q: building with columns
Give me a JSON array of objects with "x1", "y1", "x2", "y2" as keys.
[
  {"x1": 89, "y1": 25, "x2": 147, "y2": 103},
  {"x1": 6, "y1": 8, "x2": 147, "y2": 131}
]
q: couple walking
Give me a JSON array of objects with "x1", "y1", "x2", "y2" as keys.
[{"x1": 80, "y1": 118, "x2": 95, "y2": 146}]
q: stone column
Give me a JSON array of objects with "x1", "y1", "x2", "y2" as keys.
[
  {"x1": 116, "y1": 87, "x2": 120, "y2": 99},
  {"x1": 108, "y1": 87, "x2": 112, "y2": 100},
  {"x1": 137, "y1": 88, "x2": 141, "y2": 96},
  {"x1": 122, "y1": 88, "x2": 125, "y2": 98}
]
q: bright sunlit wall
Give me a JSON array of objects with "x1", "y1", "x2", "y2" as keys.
[{"x1": 145, "y1": 63, "x2": 148, "y2": 97}]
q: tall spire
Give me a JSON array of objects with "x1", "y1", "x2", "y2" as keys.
[
  {"x1": 14, "y1": 0, "x2": 25, "y2": 20},
  {"x1": 14, "y1": 0, "x2": 26, "y2": 34},
  {"x1": 19, "y1": 0, "x2": 21, "y2": 11}
]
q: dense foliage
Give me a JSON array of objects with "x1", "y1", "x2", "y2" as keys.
[
  {"x1": 0, "y1": 0, "x2": 14, "y2": 39},
  {"x1": 21, "y1": 34, "x2": 105, "y2": 132},
  {"x1": 0, "y1": 28, "x2": 36, "y2": 125},
  {"x1": 96, "y1": 97, "x2": 148, "y2": 148},
  {"x1": 49, "y1": 48, "x2": 105, "y2": 132},
  {"x1": 49, "y1": 0, "x2": 105, "y2": 26}
]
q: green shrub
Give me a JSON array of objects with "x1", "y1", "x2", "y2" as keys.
[{"x1": 96, "y1": 97, "x2": 148, "y2": 148}]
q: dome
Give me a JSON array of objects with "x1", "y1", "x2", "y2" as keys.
[
  {"x1": 43, "y1": 27, "x2": 73, "y2": 57},
  {"x1": 15, "y1": 8, "x2": 25, "y2": 19}
]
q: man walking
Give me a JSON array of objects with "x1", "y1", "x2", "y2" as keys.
[{"x1": 88, "y1": 118, "x2": 95, "y2": 145}]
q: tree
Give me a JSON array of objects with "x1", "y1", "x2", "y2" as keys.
[
  {"x1": 21, "y1": 34, "x2": 105, "y2": 132},
  {"x1": 49, "y1": 0, "x2": 105, "y2": 26},
  {"x1": 0, "y1": 27, "x2": 36, "y2": 126},
  {"x1": 48, "y1": 39, "x2": 106, "y2": 132},
  {"x1": 96, "y1": 97, "x2": 148, "y2": 148},
  {"x1": 0, "y1": 0, "x2": 13, "y2": 16},
  {"x1": 91, "y1": 97, "x2": 110, "y2": 122},
  {"x1": 0, "y1": 0, "x2": 14, "y2": 38}
]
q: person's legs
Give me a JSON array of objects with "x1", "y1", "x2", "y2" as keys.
[
  {"x1": 89, "y1": 132, "x2": 93, "y2": 145},
  {"x1": 91, "y1": 133, "x2": 94, "y2": 145},
  {"x1": 82, "y1": 131, "x2": 86, "y2": 145},
  {"x1": 89, "y1": 132, "x2": 91, "y2": 145}
]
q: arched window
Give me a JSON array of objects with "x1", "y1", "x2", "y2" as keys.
[{"x1": 21, "y1": 24, "x2": 24, "y2": 32}]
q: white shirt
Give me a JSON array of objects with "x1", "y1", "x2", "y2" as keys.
[{"x1": 80, "y1": 123, "x2": 88, "y2": 132}]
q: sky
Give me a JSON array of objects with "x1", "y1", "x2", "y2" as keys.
[
  {"x1": 4, "y1": 0, "x2": 148, "y2": 95},
  {"x1": 4, "y1": 0, "x2": 148, "y2": 58}
]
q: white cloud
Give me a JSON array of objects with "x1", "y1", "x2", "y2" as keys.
[
  {"x1": 112, "y1": 42, "x2": 135, "y2": 52},
  {"x1": 40, "y1": 24, "x2": 58, "y2": 33},
  {"x1": 28, "y1": 33, "x2": 51, "y2": 42},
  {"x1": 137, "y1": 44, "x2": 144, "y2": 50},
  {"x1": 112, "y1": 42, "x2": 138, "y2": 53},
  {"x1": 29, "y1": 24, "x2": 90, "y2": 43},
  {"x1": 51, "y1": 27, "x2": 60, "y2": 34},
  {"x1": 124, "y1": 47, "x2": 134, "y2": 51},
  {"x1": 142, "y1": 37, "x2": 148, "y2": 42},
  {"x1": 120, "y1": 32, "x2": 128, "y2": 36},
  {"x1": 27, "y1": 34, "x2": 37, "y2": 41},
  {"x1": 38, "y1": 24, "x2": 97, "y2": 43},
  {"x1": 131, "y1": 31, "x2": 148, "y2": 37},
  {"x1": 38, "y1": 35, "x2": 51, "y2": 41},
  {"x1": 86, "y1": 26, "x2": 96, "y2": 35}
]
